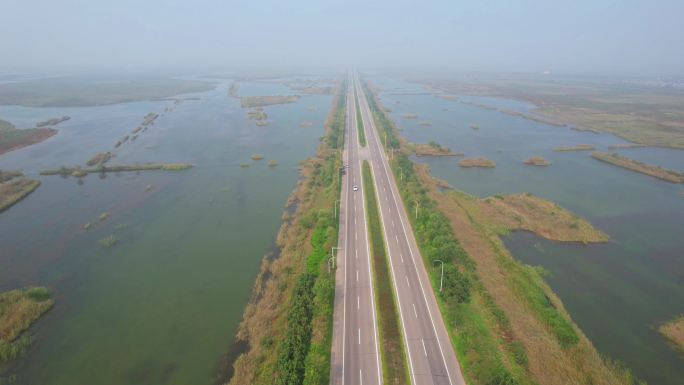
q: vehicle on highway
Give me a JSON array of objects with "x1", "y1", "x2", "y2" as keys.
[{"x1": 353, "y1": 185, "x2": 358, "y2": 191}]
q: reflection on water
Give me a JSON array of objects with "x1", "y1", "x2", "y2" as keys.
[
  {"x1": 0, "y1": 79, "x2": 331, "y2": 385},
  {"x1": 373, "y1": 75, "x2": 684, "y2": 385}
]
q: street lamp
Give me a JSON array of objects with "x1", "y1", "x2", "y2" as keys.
[
  {"x1": 433, "y1": 259, "x2": 444, "y2": 293},
  {"x1": 329, "y1": 247, "x2": 342, "y2": 274}
]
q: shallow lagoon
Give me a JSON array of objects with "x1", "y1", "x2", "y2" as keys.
[
  {"x1": 0, "y1": 79, "x2": 331, "y2": 384},
  {"x1": 373, "y1": 75, "x2": 684, "y2": 385}
]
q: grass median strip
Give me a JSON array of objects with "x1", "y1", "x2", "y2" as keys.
[
  {"x1": 362, "y1": 160, "x2": 410, "y2": 385},
  {"x1": 355, "y1": 89, "x2": 367, "y2": 147}
]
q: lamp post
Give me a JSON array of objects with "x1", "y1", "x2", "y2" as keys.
[
  {"x1": 329, "y1": 247, "x2": 342, "y2": 274},
  {"x1": 434, "y1": 259, "x2": 444, "y2": 293}
]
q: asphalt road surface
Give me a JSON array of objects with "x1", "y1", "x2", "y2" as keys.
[
  {"x1": 330, "y1": 77, "x2": 382, "y2": 385},
  {"x1": 352, "y1": 73, "x2": 467, "y2": 385}
]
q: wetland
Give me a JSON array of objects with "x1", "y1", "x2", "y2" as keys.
[
  {"x1": 0, "y1": 73, "x2": 334, "y2": 385},
  {"x1": 372, "y1": 74, "x2": 684, "y2": 385}
]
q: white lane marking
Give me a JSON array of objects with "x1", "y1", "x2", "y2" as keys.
[
  {"x1": 357, "y1": 125, "x2": 382, "y2": 385},
  {"x1": 392, "y1": 220, "x2": 395, "y2": 227},
  {"x1": 356, "y1": 270, "x2": 359, "y2": 282},
  {"x1": 362, "y1": 83, "x2": 457, "y2": 385},
  {"x1": 422, "y1": 338, "x2": 428, "y2": 356},
  {"x1": 340, "y1": 85, "x2": 354, "y2": 385},
  {"x1": 358, "y1": 328, "x2": 361, "y2": 345},
  {"x1": 354, "y1": 217, "x2": 356, "y2": 225},
  {"x1": 413, "y1": 303, "x2": 418, "y2": 318},
  {"x1": 355, "y1": 249, "x2": 358, "y2": 259},
  {"x1": 395, "y1": 235, "x2": 399, "y2": 243},
  {"x1": 355, "y1": 232, "x2": 357, "y2": 241},
  {"x1": 400, "y1": 253, "x2": 404, "y2": 263},
  {"x1": 362, "y1": 112, "x2": 416, "y2": 385},
  {"x1": 406, "y1": 275, "x2": 411, "y2": 288},
  {"x1": 358, "y1": 296, "x2": 360, "y2": 309},
  {"x1": 360, "y1": 370, "x2": 363, "y2": 385}
]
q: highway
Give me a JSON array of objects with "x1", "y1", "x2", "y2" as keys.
[
  {"x1": 330, "y1": 76, "x2": 382, "y2": 385},
  {"x1": 352, "y1": 73, "x2": 467, "y2": 385}
]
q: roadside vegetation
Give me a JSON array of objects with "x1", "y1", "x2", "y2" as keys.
[
  {"x1": 0, "y1": 287, "x2": 54, "y2": 363},
  {"x1": 362, "y1": 78, "x2": 643, "y2": 385},
  {"x1": 362, "y1": 161, "x2": 410, "y2": 385},
  {"x1": 226, "y1": 79, "x2": 346, "y2": 385},
  {"x1": 355, "y1": 89, "x2": 367, "y2": 146},
  {"x1": 591, "y1": 152, "x2": 684, "y2": 183}
]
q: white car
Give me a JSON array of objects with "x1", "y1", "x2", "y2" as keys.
[{"x1": 353, "y1": 185, "x2": 359, "y2": 191}]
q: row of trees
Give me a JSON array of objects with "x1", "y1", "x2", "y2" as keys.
[
  {"x1": 363, "y1": 80, "x2": 538, "y2": 384},
  {"x1": 273, "y1": 80, "x2": 346, "y2": 385}
]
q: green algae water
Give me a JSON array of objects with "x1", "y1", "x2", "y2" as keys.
[
  {"x1": 0, "y1": 78, "x2": 331, "y2": 384},
  {"x1": 372, "y1": 75, "x2": 684, "y2": 385}
]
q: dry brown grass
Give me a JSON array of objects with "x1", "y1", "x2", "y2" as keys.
[
  {"x1": 227, "y1": 87, "x2": 342, "y2": 385},
  {"x1": 659, "y1": 315, "x2": 684, "y2": 353},
  {"x1": 240, "y1": 95, "x2": 300, "y2": 108},
  {"x1": 458, "y1": 157, "x2": 496, "y2": 168},
  {"x1": 414, "y1": 164, "x2": 638, "y2": 385},
  {"x1": 0, "y1": 178, "x2": 40, "y2": 213},
  {"x1": 408, "y1": 142, "x2": 463, "y2": 157},
  {"x1": 592, "y1": 152, "x2": 684, "y2": 183},
  {"x1": 523, "y1": 156, "x2": 551, "y2": 166},
  {"x1": 228, "y1": 156, "x2": 324, "y2": 385},
  {"x1": 420, "y1": 77, "x2": 684, "y2": 148},
  {"x1": 553, "y1": 144, "x2": 596, "y2": 152},
  {"x1": 0, "y1": 287, "x2": 53, "y2": 342},
  {"x1": 477, "y1": 193, "x2": 609, "y2": 243}
]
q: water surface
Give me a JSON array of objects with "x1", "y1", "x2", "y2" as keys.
[
  {"x1": 0, "y1": 78, "x2": 331, "y2": 384},
  {"x1": 372, "y1": 75, "x2": 684, "y2": 385}
]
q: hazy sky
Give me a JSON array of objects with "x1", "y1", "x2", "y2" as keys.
[{"x1": 2, "y1": 0, "x2": 683, "y2": 75}]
